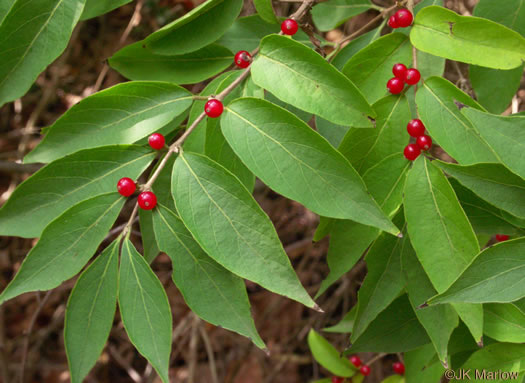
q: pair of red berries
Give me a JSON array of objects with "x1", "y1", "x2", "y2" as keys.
[
  {"x1": 387, "y1": 63, "x2": 421, "y2": 94},
  {"x1": 388, "y1": 8, "x2": 413, "y2": 28},
  {"x1": 117, "y1": 178, "x2": 157, "y2": 210},
  {"x1": 496, "y1": 234, "x2": 510, "y2": 242},
  {"x1": 348, "y1": 355, "x2": 371, "y2": 376},
  {"x1": 404, "y1": 119, "x2": 432, "y2": 161}
]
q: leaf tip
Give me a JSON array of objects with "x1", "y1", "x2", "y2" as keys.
[
  {"x1": 417, "y1": 302, "x2": 429, "y2": 309},
  {"x1": 454, "y1": 100, "x2": 468, "y2": 110},
  {"x1": 396, "y1": 232, "x2": 404, "y2": 238},
  {"x1": 477, "y1": 337, "x2": 484, "y2": 348},
  {"x1": 441, "y1": 359, "x2": 449, "y2": 369},
  {"x1": 313, "y1": 303, "x2": 324, "y2": 313},
  {"x1": 262, "y1": 348, "x2": 271, "y2": 357}
]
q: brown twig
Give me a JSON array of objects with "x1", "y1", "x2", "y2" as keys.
[
  {"x1": 198, "y1": 322, "x2": 219, "y2": 383},
  {"x1": 108, "y1": 344, "x2": 143, "y2": 383}
]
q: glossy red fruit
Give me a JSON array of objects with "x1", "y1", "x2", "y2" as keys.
[
  {"x1": 417, "y1": 135, "x2": 432, "y2": 151},
  {"x1": 138, "y1": 191, "x2": 157, "y2": 210},
  {"x1": 496, "y1": 234, "x2": 510, "y2": 242},
  {"x1": 393, "y1": 362, "x2": 405, "y2": 375},
  {"x1": 117, "y1": 177, "x2": 136, "y2": 197},
  {"x1": 331, "y1": 377, "x2": 344, "y2": 383},
  {"x1": 404, "y1": 143, "x2": 421, "y2": 161},
  {"x1": 148, "y1": 133, "x2": 165, "y2": 150},
  {"x1": 387, "y1": 77, "x2": 404, "y2": 94},
  {"x1": 281, "y1": 19, "x2": 299, "y2": 35},
  {"x1": 393, "y1": 63, "x2": 408, "y2": 80},
  {"x1": 205, "y1": 99, "x2": 224, "y2": 118},
  {"x1": 405, "y1": 68, "x2": 421, "y2": 85},
  {"x1": 360, "y1": 365, "x2": 371, "y2": 376},
  {"x1": 388, "y1": 15, "x2": 399, "y2": 28},
  {"x1": 349, "y1": 355, "x2": 362, "y2": 368},
  {"x1": 407, "y1": 119, "x2": 425, "y2": 137},
  {"x1": 234, "y1": 50, "x2": 252, "y2": 68},
  {"x1": 395, "y1": 8, "x2": 413, "y2": 27}
]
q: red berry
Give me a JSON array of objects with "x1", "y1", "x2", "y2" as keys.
[
  {"x1": 395, "y1": 8, "x2": 413, "y2": 27},
  {"x1": 417, "y1": 135, "x2": 432, "y2": 151},
  {"x1": 281, "y1": 19, "x2": 299, "y2": 35},
  {"x1": 234, "y1": 50, "x2": 252, "y2": 69},
  {"x1": 388, "y1": 15, "x2": 399, "y2": 29},
  {"x1": 205, "y1": 99, "x2": 224, "y2": 118},
  {"x1": 331, "y1": 377, "x2": 344, "y2": 383},
  {"x1": 393, "y1": 362, "x2": 405, "y2": 375},
  {"x1": 387, "y1": 77, "x2": 404, "y2": 94},
  {"x1": 404, "y1": 143, "x2": 421, "y2": 161},
  {"x1": 117, "y1": 177, "x2": 136, "y2": 197},
  {"x1": 405, "y1": 68, "x2": 421, "y2": 85},
  {"x1": 148, "y1": 133, "x2": 165, "y2": 150},
  {"x1": 360, "y1": 365, "x2": 371, "y2": 376},
  {"x1": 407, "y1": 119, "x2": 425, "y2": 137},
  {"x1": 393, "y1": 63, "x2": 408, "y2": 80},
  {"x1": 138, "y1": 191, "x2": 157, "y2": 210},
  {"x1": 349, "y1": 355, "x2": 362, "y2": 368},
  {"x1": 496, "y1": 234, "x2": 510, "y2": 242}
]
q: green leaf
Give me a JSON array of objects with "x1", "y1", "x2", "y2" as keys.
[
  {"x1": 81, "y1": 0, "x2": 131, "y2": 20},
  {"x1": 348, "y1": 295, "x2": 430, "y2": 353},
  {"x1": 342, "y1": 33, "x2": 412, "y2": 104},
  {"x1": 265, "y1": 91, "x2": 312, "y2": 123},
  {"x1": 381, "y1": 376, "x2": 404, "y2": 383},
  {"x1": 24, "y1": 82, "x2": 193, "y2": 164},
  {"x1": 0, "y1": 146, "x2": 154, "y2": 238},
  {"x1": 0, "y1": 0, "x2": 86, "y2": 107},
  {"x1": 311, "y1": 0, "x2": 373, "y2": 32},
  {"x1": 139, "y1": 209, "x2": 160, "y2": 264},
  {"x1": 152, "y1": 205, "x2": 265, "y2": 348},
  {"x1": 473, "y1": 0, "x2": 525, "y2": 36},
  {"x1": 145, "y1": 0, "x2": 242, "y2": 55},
  {"x1": 404, "y1": 344, "x2": 446, "y2": 383},
  {"x1": 402, "y1": 237, "x2": 458, "y2": 366},
  {"x1": 415, "y1": 77, "x2": 496, "y2": 165},
  {"x1": 221, "y1": 98, "x2": 399, "y2": 235},
  {"x1": 119, "y1": 239, "x2": 172, "y2": 383},
  {"x1": 462, "y1": 108, "x2": 525, "y2": 179},
  {"x1": 251, "y1": 34, "x2": 375, "y2": 127},
  {"x1": 428, "y1": 238, "x2": 525, "y2": 305},
  {"x1": 404, "y1": 157, "x2": 479, "y2": 293},
  {"x1": 172, "y1": 152, "x2": 317, "y2": 308},
  {"x1": 253, "y1": 0, "x2": 277, "y2": 24},
  {"x1": 339, "y1": 94, "x2": 411, "y2": 174},
  {"x1": 484, "y1": 303, "x2": 525, "y2": 343},
  {"x1": 410, "y1": 6, "x2": 525, "y2": 69},
  {"x1": 330, "y1": 27, "x2": 383, "y2": 70},
  {"x1": 109, "y1": 42, "x2": 233, "y2": 85},
  {"x1": 0, "y1": 193, "x2": 124, "y2": 304},
  {"x1": 315, "y1": 117, "x2": 350, "y2": 148},
  {"x1": 434, "y1": 161, "x2": 525, "y2": 219},
  {"x1": 323, "y1": 306, "x2": 356, "y2": 333},
  {"x1": 307, "y1": 330, "x2": 355, "y2": 377},
  {"x1": 64, "y1": 239, "x2": 119, "y2": 383}
]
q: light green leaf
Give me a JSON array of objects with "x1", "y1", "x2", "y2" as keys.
[
  {"x1": 172, "y1": 152, "x2": 317, "y2": 308},
  {"x1": 434, "y1": 161, "x2": 525, "y2": 219},
  {"x1": 253, "y1": 0, "x2": 277, "y2": 24},
  {"x1": 109, "y1": 42, "x2": 233, "y2": 84},
  {"x1": 307, "y1": 330, "x2": 356, "y2": 377},
  {"x1": 0, "y1": 193, "x2": 124, "y2": 304},
  {"x1": 311, "y1": 0, "x2": 373, "y2": 32},
  {"x1": 315, "y1": 117, "x2": 350, "y2": 148},
  {"x1": 428, "y1": 238, "x2": 525, "y2": 305},
  {"x1": 323, "y1": 306, "x2": 356, "y2": 333},
  {"x1": 484, "y1": 303, "x2": 525, "y2": 343},
  {"x1": 152, "y1": 205, "x2": 265, "y2": 348},
  {"x1": 81, "y1": 0, "x2": 130, "y2": 20},
  {"x1": 221, "y1": 98, "x2": 399, "y2": 235},
  {"x1": 0, "y1": 146, "x2": 154, "y2": 238},
  {"x1": 0, "y1": 0, "x2": 86, "y2": 107},
  {"x1": 410, "y1": 6, "x2": 525, "y2": 69},
  {"x1": 473, "y1": 0, "x2": 525, "y2": 35},
  {"x1": 119, "y1": 239, "x2": 172, "y2": 383},
  {"x1": 381, "y1": 376, "x2": 404, "y2": 383},
  {"x1": 404, "y1": 157, "x2": 479, "y2": 293},
  {"x1": 24, "y1": 82, "x2": 193, "y2": 164},
  {"x1": 343, "y1": 33, "x2": 412, "y2": 104},
  {"x1": 415, "y1": 77, "x2": 496, "y2": 165},
  {"x1": 64, "y1": 239, "x2": 119, "y2": 383},
  {"x1": 462, "y1": 108, "x2": 525, "y2": 179},
  {"x1": 251, "y1": 34, "x2": 375, "y2": 127},
  {"x1": 330, "y1": 26, "x2": 383, "y2": 70},
  {"x1": 145, "y1": 0, "x2": 242, "y2": 55}
]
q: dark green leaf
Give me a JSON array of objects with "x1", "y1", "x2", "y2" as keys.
[
  {"x1": 0, "y1": 193, "x2": 124, "y2": 304},
  {"x1": 459, "y1": 343, "x2": 525, "y2": 381},
  {"x1": 311, "y1": 0, "x2": 374, "y2": 32},
  {"x1": 172, "y1": 152, "x2": 317, "y2": 308},
  {"x1": 139, "y1": 210, "x2": 160, "y2": 264},
  {"x1": 308, "y1": 330, "x2": 356, "y2": 377},
  {"x1": 330, "y1": 27, "x2": 383, "y2": 70},
  {"x1": 323, "y1": 306, "x2": 356, "y2": 333},
  {"x1": 64, "y1": 239, "x2": 119, "y2": 383},
  {"x1": 81, "y1": 0, "x2": 131, "y2": 20},
  {"x1": 253, "y1": 0, "x2": 277, "y2": 24},
  {"x1": 315, "y1": 117, "x2": 350, "y2": 148},
  {"x1": 473, "y1": 0, "x2": 525, "y2": 36},
  {"x1": 24, "y1": 82, "x2": 193, "y2": 163},
  {"x1": 119, "y1": 239, "x2": 172, "y2": 383},
  {"x1": 404, "y1": 344, "x2": 446, "y2": 383}
]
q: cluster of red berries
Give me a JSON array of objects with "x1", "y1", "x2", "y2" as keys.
[
  {"x1": 404, "y1": 119, "x2": 432, "y2": 161},
  {"x1": 387, "y1": 63, "x2": 421, "y2": 94},
  {"x1": 331, "y1": 356, "x2": 404, "y2": 382},
  {"x1": 388, "y1": 8, "x2": 413, "y2": 29}
]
